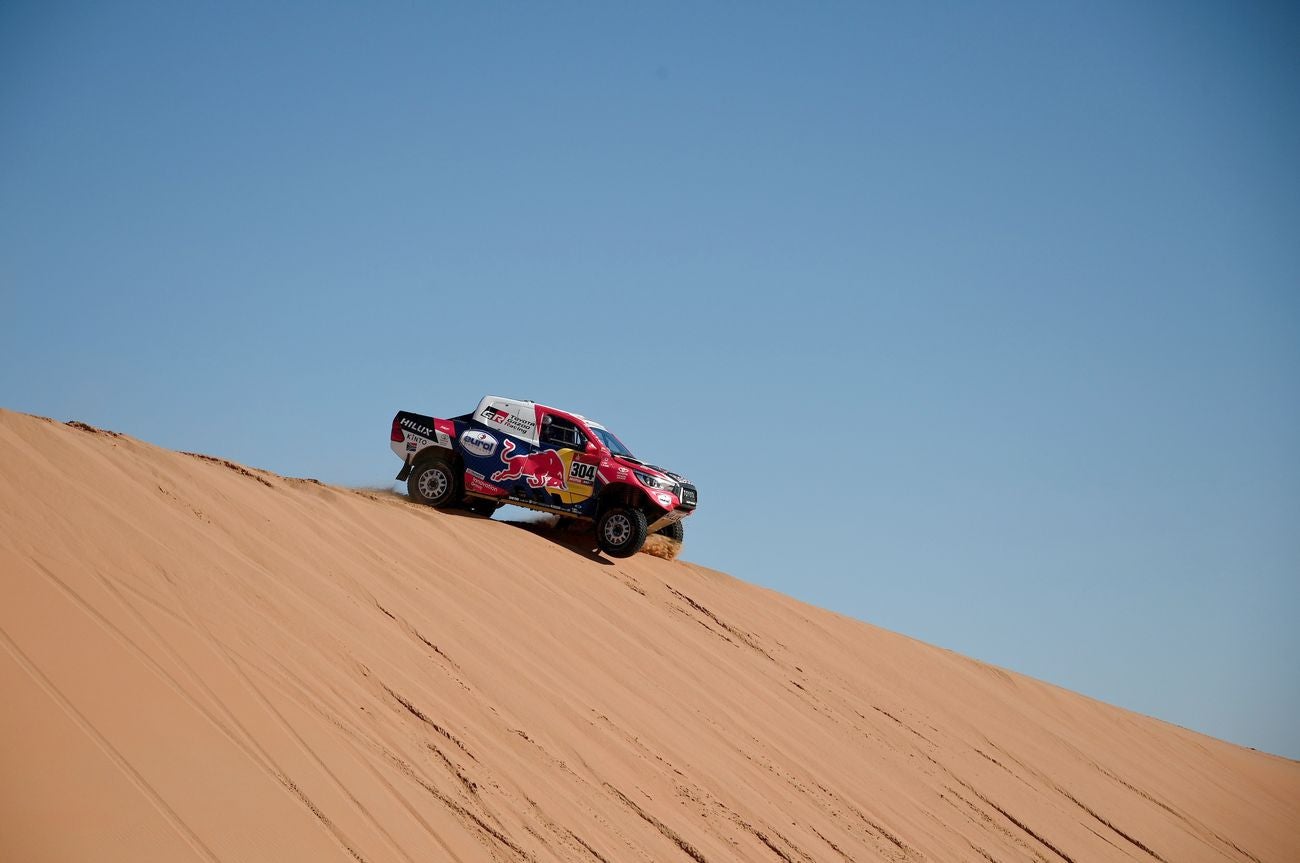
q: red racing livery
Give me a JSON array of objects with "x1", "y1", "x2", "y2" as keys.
[{"x1": 389, "y1": 396, "x2": 697, "y2": 559}]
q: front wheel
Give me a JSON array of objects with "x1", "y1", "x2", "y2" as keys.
[
  {"x1": 656, "y1": 520, "x2": 685, "y2": 542},
  {"x1": 596, "y1": 507, "x2": 648, "y2": 558},
  {"x1": 407, "y1": 458, "x2": 460, "y2": 508}
]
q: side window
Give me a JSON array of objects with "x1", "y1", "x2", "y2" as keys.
[{"x1": 540, "y1": 415, "x2": 585, "y2": 449}]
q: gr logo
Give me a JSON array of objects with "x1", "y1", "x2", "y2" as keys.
[{"x1": 568, "y1": 461, "x2": 597, "y2": 485}]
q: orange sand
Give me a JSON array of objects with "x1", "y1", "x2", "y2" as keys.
[{"x1": 1, "y1": 408, "x2": 1296, "y2": 862}]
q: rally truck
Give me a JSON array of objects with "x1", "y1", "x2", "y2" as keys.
[{"x1": 389, "y1": 396, "x2": 698, "y2": 558}]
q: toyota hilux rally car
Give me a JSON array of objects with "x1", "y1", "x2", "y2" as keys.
[{"x1": 390, "y1": 396, "x2": 698, "y2": 558}]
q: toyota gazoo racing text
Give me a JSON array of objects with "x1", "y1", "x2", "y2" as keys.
[{"x1": 389, "y1": 396, "x2": 698, "y2": 558}]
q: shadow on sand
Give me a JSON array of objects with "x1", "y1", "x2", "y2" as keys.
[
  {"x1": 498, "y1": 517, "x2": 613, "y2": 565},
  {"x1": 349, "y1": 488, "x2": 679, "y2": 564}
]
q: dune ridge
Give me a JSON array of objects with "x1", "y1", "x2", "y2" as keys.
[{"x1": 1, "y1": 408, "x2": 1296, "y2": 862}]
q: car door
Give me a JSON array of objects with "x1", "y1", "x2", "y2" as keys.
[{"x1": 536, "y1": 412, "x2": 601, "y2": 510}]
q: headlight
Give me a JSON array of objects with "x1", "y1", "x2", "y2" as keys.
[{"x1": 634, "y1": 470, "x2": 674, "y2": 491}]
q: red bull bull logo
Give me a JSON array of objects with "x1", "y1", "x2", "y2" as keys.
[{"x1": 491, "y1": 439, "x2": 568, "y2": 490}]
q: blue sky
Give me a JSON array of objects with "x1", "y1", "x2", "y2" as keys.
[{"x1": 3, "y1": 2, "x2": 1297, "y2": 757}]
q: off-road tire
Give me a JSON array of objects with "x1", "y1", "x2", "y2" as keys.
[
  {"x1": 596, "y1": 507, "x2": 648, "y2": 559},
  {"x1": 407, "y1": 457, "x2": 460, "y2": 509},
  {"x1": 656, "y1": 520, "x2": 685, "y2": 542}
]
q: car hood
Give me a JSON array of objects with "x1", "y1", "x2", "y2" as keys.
[{"x1": 611, "y1": 454, "x2": 689, "y2": 484}]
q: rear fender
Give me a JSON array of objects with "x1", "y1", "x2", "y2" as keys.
[{"x1": 392, "y1": 411, "x2": 455, "y2": 462}]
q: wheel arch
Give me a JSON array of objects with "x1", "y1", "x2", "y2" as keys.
[
  {"x1": 595, "y1": 481, "x2": 657, "y2": 519},
  {"x1": 413, "y1": 445, "x2": 462, "y2": 472},
  {"x1": 396, "y1": 443, "x2": 461, "y2": 483}
]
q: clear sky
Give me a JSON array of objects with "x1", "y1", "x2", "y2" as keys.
[{"x1": 3, "y1": 3, "x2": 1297, "y2": 757}]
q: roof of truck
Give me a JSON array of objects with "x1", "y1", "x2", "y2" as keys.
[
  {"x1": 480, "y1": 395, "x2": 597, "y2": 423},
  {"x1": 475, "y1": 395, "x2": 605, "y2": 445}
]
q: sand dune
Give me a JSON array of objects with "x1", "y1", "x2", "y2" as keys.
[{"x1": 1, "y1": 408, "x2": 1295, "y2": 862}]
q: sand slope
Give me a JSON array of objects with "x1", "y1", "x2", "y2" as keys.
[{"x1": 1, "y1": 409, "x2": 1295, "y2": 863}]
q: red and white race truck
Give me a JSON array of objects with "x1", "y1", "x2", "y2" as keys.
[{"x1": 390, "y1": 396, "x2": 697, "y2": 558}]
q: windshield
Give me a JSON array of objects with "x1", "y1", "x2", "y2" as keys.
[{"x1": 590, "y1": 426, "x2": 634, "y2": 458}]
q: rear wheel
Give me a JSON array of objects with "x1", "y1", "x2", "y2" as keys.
[
  {"x1": 596, "y1": 507, "x2": 648, "y2": 558},
  {"x1": 407, "y1": 458, "x2": 460, "y2": 508}
]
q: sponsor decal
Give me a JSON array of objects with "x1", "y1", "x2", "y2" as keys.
[
  {"x1": 480, "y1": 405, "x2": 536, "y2": 437},
  {"x1": 460, "y1": 429, "x2": 499, "y2": 458},
  {"x1": 405, "y1": 430, "x2": 450, "y2": 450},
  {"x1": 491, "y1": 439, "x2": 568, "y2": 491},
  {"x1": 465, "y1": 474, "x2": 507, "y2": 496},
  {"x1": 506, "y1": 494, "x2": 585, "y2": 513},
  {"x1": 489, "y1": 442, "x2": 599, "y2": 507},
  {"x1": 656, "y1": 493, "x2": 673, "y2": 506},
  {"x1": 406, "y1": 442, "x2": 417, "y2": 452},
  {"x1": 568, "y1": 460, "x2": 597, "y2": 486},
  {"x1": 399, "y1": 417, "x2": 450, "y2": 448},
  {"x1": 616, "y1": 466, "x2": 629, "y2": 478},
  {"x1": 400, "y1": 416, "x2": 436, "y2": 438}
]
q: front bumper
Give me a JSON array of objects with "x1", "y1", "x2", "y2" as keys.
[
  {"x1": 645, "y1": 482, "x2": 696, "y2": 534},
  {"x1": 676, "y1": 482, "x2": 698, "y2": 510}
]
